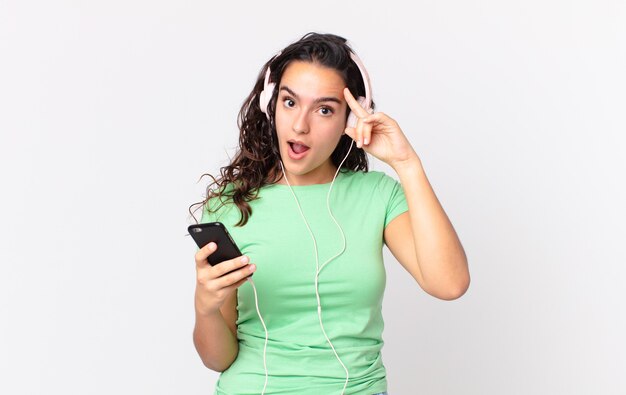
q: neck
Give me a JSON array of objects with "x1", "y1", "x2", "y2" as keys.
[
  {"x1": 278, "y1": 163, "x2": 338, "y2": 186},
  {"x1": 277, "y1": 140, "x2": 355, "y2": 186}
]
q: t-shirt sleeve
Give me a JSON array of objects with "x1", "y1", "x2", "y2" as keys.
[
  {"x1": 200, "y1": 186, "x2": 238, "y2": 225},
  {"x1": 376, "y1": 172, "x2": 409, "y2": 228},
  {"x1": 200, "y1": 195, "x2": 226, "y2": 224}
]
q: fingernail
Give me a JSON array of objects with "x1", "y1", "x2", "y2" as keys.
[
  {"x1": 240, "y1": 256, "x2": 249, "y2": 263},
  {"x1": 208, "y1": 242, "x2": 216, "y2": 250},
  {"x1": 364, "y1": 138, "x2": 369, "y2": 145},
  {"x1": 249, "y1": 264, "x2": 256, "y2": 272}
]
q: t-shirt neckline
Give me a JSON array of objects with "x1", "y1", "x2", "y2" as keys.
[{"x1": 268, "y1": 170, "x2": 351, "y2": 189}]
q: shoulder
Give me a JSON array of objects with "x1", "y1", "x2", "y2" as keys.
[
  {"x1": 342, "y1": 169, "x2": 398, "y2": 191},
  {"x1": 346, "y1": 170, "x2": 405, "y2": 208},
  {"x1": 342, "y1": 169, "x2": 387, "y2": 184},
  {"x1": 201, "y1": 183, "x2": 238, "y2": 223},
  {"x1": 340, "y1": 170, "x2": 404, "y2": 210}
]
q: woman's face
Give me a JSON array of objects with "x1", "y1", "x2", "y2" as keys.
[{"x1": 274, "y1": 60, "x2": 348, "y2": 186}]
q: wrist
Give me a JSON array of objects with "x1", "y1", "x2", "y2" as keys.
[
  {"x1": 194, "y1": 292, "x2": 221, "y2": 318},
  {"x1": 390, "y1": 151, "x2": 422, "y2": 173},
  {"x1": 195, "y1": 304, "x2": 222, "y2": 319}
]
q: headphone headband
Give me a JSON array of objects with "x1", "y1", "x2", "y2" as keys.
[{"x1": 259, "y1": 49, "x2": 373, "y2": 128}]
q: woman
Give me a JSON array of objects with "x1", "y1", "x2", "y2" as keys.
[{"x1": 190, "y1": 32, "x2": 470, "y2": 395}]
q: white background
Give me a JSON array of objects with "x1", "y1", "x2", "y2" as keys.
[{"x1": 1, "y1": 1, "x2": 625, "y2": 394}]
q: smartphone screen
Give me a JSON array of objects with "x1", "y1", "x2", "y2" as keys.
[{"x1": 188, "y1": 222, "x2": 243, "y2": 266}]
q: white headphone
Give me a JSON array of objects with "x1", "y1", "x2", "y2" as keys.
[{"x1": 258, "y1": 49, "x2": 373, "y2": 128}]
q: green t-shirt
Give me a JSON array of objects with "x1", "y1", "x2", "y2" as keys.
[{"x1": 201, "y1": 169, "x2": 408, "y2": 395}]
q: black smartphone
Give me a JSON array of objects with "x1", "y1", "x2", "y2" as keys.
[{"x1": 188, "y1": 222, "x2": 243, "y2": 266}]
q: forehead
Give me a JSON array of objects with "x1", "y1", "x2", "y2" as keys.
[{"x1": 279, "y1": 61, "x2": 346, "y2": 99}]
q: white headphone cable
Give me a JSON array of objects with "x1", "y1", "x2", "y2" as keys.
[
  {"x1": 245, "y1": 279, "x2": 269, "y2": 394},
  {"x1": 279, "y1": 139, "x2": 355, "y2": 395},
  {"x1": 247, "y1": 139, "x2": 355, "y2": 395}
]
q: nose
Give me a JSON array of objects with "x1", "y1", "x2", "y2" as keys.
[{"x1": 292, "y1": 110, "x2": 309, "y2": 134}]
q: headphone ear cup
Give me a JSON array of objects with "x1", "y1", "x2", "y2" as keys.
[
  {"x1": 259, "y1": 82, "x2": 276, "y2": 120},
  {"x1": 346, "y1": 96, "x2": 369, "y2": 129}
]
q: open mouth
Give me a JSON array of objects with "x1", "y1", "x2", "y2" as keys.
[
  {"x1": 288, "y1": 142, "x2": 310, "y2": 154},
  {"x1": 287, "y1": 141, "x2": 310, "y2": 159}
]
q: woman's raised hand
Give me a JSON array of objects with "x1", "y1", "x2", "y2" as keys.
[{"x1": 343, "y1": 87, "x2": 419, "y2": 169}]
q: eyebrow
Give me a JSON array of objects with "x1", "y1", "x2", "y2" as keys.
[{"x1": 279, "y1": 86, "x2": 342, "y2": 105}]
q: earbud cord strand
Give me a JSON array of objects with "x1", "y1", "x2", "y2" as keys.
[
  {"x1": 246, "y1": 279, "x2": 269, "y2": 394},
  {"x1": 279, "y1": 139, "x2": 355, "y2": 395},
  {"x1": 248, "y1": 139, "x2": 355, "y2": 395}
]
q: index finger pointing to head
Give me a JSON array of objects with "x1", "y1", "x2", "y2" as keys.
[{"x1": 343, "y1": 87, "x2": 369, "y2": 118}]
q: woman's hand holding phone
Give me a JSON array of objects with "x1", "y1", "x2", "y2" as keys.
[{"x1": 194, "y1": 242, "x2": 256, "y2": 316}]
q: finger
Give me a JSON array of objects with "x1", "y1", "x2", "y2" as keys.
[
  {"x1": 356, "y1": 116, "x2": 363, "y2": 148},
  {"x1": 195, "y1": 241, "x2": 218, "y2": 269},
  {"x1": 343, "y1": 125, "x2": 361, "y2": 149},
  {"x1": 222, "y1": 276, "x2": 249, "y2": 293},
  {"x1": 364, "y1": 112, "x2": 393, "y2": 128},
  {"x1": 214, "y1": 262, "x2": 256, "y2": 289},
  {"x1": 210, "y1": 255, "x2": 250, "y2": 279},
  {"x1": 362, "y1": 117, "x2": 373, "y2": 146},
  {"x1": 357, "y1": 115, "x2": 375, "y2": 148},
  {"x1": 343, "y1": 87, "x2": 369, "y2": 119}
]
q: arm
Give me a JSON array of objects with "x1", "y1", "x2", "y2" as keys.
[
  {"x1": 384, "y1": 156, "x2": 470, "y2": 300},
  {"x1": 192, "y1": 241, "x2": 251, "y2": 372},
  {"x1": 342, "y1": 87, "x2": 470, "y2": 300},
  {"x1": 193, "y1": 290, "x2": 239, "y2": 372}
]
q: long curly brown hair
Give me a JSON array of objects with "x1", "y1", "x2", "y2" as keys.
[{"x1": 189, "y1": 32, "x2": 376, "y2": 226}]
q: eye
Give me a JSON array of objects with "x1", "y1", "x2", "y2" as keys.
[
  {"x1": 282, "y1": 98, "x2": 295, "y2": 108},
  {"x1": 319, "y1": 107, "x2": 334, "y2": 116}
]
